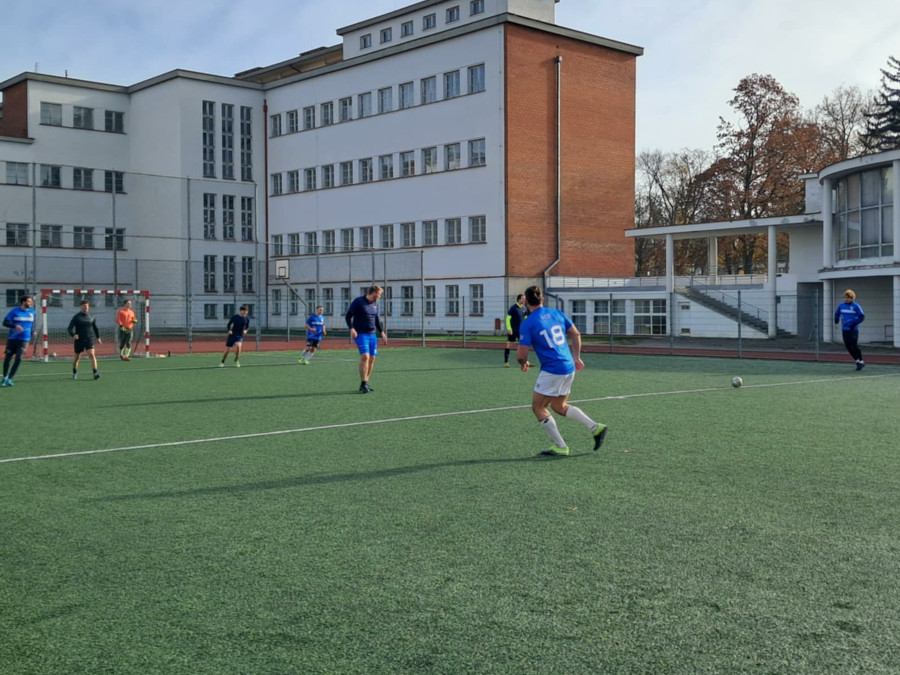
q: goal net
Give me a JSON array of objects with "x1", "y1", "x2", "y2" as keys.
[{"x1": 37, "y1": 289, "x2": 151, "y2": 362}]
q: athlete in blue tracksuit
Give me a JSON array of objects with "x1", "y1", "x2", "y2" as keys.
[
  {"x1": 2, "y1": 295, "x2": 36, "y2": 387},
  {"x1": 834, "y1": 289, "x2": 865, "y2": 370}
]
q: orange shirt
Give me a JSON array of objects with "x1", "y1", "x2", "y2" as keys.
[{"x1": 117, "y1": 308, "x2": 137, "y2": 330}]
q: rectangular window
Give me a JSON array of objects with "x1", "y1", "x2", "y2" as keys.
[
  {"x1": 399, "y1": 82, "x2": 414, "y2": 109},
  {"x1": 40, "y1": 225, "x2": 62, "y2": 247},
  {"x1": 401, "y1": 286, "x2": 414, "y2": 315},
  {"x1": 73, "y1": 167, "x2": 93, "y2": 190},
  {"x1": 469, "y1": 215, "x2": 486, "y2": 243},
  {"x1": 204, "y1": 303, "x2": 217, "y2": 320},
  {"x1": 422, "y1": 147, "x2": 438, "y2": 174},
  {"x1": 322, "y1": 288, "x2": 334, "y2": 316},
  {"x1": 378, "y1": 87, "x2": 393, "y2": 114},
  {"x1": 271, "y1": 173, "x2": 282, "y2": 195},
  {"x1": 360, "y1": 34, "x2": 372, "y2": 49},
  {"x1": 105, "y1": 110, "x2": 124, "y2": 133},
  {"x1": 594, "y1": 299, "x2": 627, "y2": 335},
  {"x1": 6, "y1": 223, "x2": 29, "y2": 247},
  {"x1": 289, "y1": 232, "x2": 300, "y2": 255},
  {"x1": 40, "y1": 164, "x2": 61, "y2": 187},
  {"x1": 470, "y1": 0, "x2": 485, "y2": 15},
  {"x1": 223, "y1": 303, "x2": 235, "y2": 319},
  {"x1": 104, "y1": 170, "x2": 124, "y2": 193},
  {"x1": 203, "y1": 255, "x2": 217, "y2": 292},
  {"x1": 571, "y1": 300, "x2": 587, "y2": 333},
  {"x1": 240, "y1": 106, "x2": 253, "y2": 181},
  {"x1": 73, "y1": 226, "x2": 94, "y2": 249},
  {"x1": 222, "y1": 195, "x2": 235, "y2": 239},
  {"x1": 305, "y1": 232, "x2": 318, "y2": 254},
  {"x1": 358, "y1": 92, "x2": 372, "y2": 118},
  {"x1": 380, "y1": 224, "x2": 394, "y2": 249},
  {"x1": 203, "y1": 100, "x2": 216, "y2": 178},
  {"x1": 241, "y1": 197, "x2": 254, "y2": 241},
  {"x1": 339, "y1": 97, "x2": 352, "y2": 122},
  {"x1": 288, "y1": 170, "x2": 299, "y2": 193},
  {"x1": 341, "y1": 228, "x2": 354, "y2": 252},
  {"x1": 203, "y1": 193, "x2": 216, "y2": 239},
  {"x1": 423, "y1": 13, "x2": 436, "y2": 30},
  {"x1": 380, "y1": 27, "x2": 392, "y2": 43},
  {"x1": 321, "y1": 102, "x2": 334, "y2": 126},
  {"x1": 223, "y1": 256, "x2": 236, "y2": 292},
  {"x1": 468, "y1": 138, "x2": 486, "y2": 167},
  {"x1": 271, "y1": 288, "x2": 282, "y2": 315},
  {"x1": 379, "y1": 154, "x2": 394, "y2": 180},
  {"x1": 241, "y1": 257, "x2": 254, "y2": 292},
  {"x1": 360, "y1": 226, "x2": 374, "y2": 250},
  {"x1": 400, "y1": 150, "x2": 415, "y2": 177},
  {"x1": 272, "y1": 234, "x2": 284, "y2": 257},
  {"x1": 425, "y1": 285, "x2": 436, "y2": 315},
  {"x1": 359, "y1": 158, "x2": 373, "y2": 183},
  {"x1": 341, "y1": 287, "x2": 352, "y2": 313},
  {"x1": 303, "y1": 106, "x2": 315, "y2": 130},
  {"x1": 468, "y1": 64, "x2": 485, "y2": 93},
  {"x1": 40, "y1": 102, "x2": 62, "y2": 126},
  {"x1": 469, "y1": 284, "x2": 484, "y2": 315},
  {"x1": 446, "y1": 284, "x2": 460, "y2": 315},
  {"x1": 104, "y1": 228, "x2": 124, "y2": 250},
  {"x1": 423, "y1": 220, "x2": 438, "y2": 246},
  {"x1": 289, "y1": 289, "x2": 300, "y2": 315},
  {"x1": 286, "y1": 109, "x2": 298, "y2": 133},
  {"x1": 421, "y1": 76, "x2": 437, "y2": 104},
  {"x1": 401, "y1": 222, "x2": 416, "y2": 247},
  {"x1": 6, "y1": 162, "x2": 29, "y2": 185},
  {"x1": 73, "y1": 106, "x2": 93, "y2": 130},
  {"x1": 633, "y1": 299, "x2": 668, "y2": 335},
  {"x1": 305, "y1": 288, "x2": 316, "y2": 310},
  {"x1": 401, "y1": 21, "x2": 414, "y2": 37},
  {"x1": 321, "y1": 164, "x2": 335, "y2": 188},
  {"x1": 323, "y1": 230, "x2": 335, "y2": 253},
  {"x1": 383, "y1": 286, "x2": 393, "y2": 317},
  {"x1": 270, "y1": 114, "x2": 282, "y2": 137},
  {"x1": 444, "y1": 71, "x2": 460, "y2": 99},
  {"x1": 221, "y1": 104, "x2": 234, "y2": 180},
  {"x1": 445, "y1": 218, "x2": 461, "y2": 244},
  {"x1": 445, "y1": 143, "x2": 461, "y2": 170},
  {"x1": 304, "y1": 167, "x2": 317, "y2": 190},
  {"x1": 340, "y1": 161, "x2": 353, "y2": 186},
  {"x1": 447, "y1": 6, "x2": 460, "y2": 22}
]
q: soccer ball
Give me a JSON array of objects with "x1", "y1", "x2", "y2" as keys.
[
  {"x1": 731, "y1": 376, "x2": 743, "y2": 388},
  {"x1": 50, "y1": 351, "x2": 57, "y2": 358}
]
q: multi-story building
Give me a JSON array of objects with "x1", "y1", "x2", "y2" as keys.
[{"x1": 0, "y1": 0, "x2": 643, "y2": 331}]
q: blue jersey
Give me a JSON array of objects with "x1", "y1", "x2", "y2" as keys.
[
  {"x1": 306, "y1": 314, "x2": 325, "y2": 340},
  {"x1": 3, "y1": 306, "x2": 36, "y2": 342},
  {"x1": 519, "y1": 307, "x2": 575, "y2": 375},
  {"x1": 834, "y1": 301, "x2": 864, "y2": 331}
]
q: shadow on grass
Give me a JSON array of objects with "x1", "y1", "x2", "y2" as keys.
[{"x1": 91, "y1": 452, "x2": 595, "y2": 502}]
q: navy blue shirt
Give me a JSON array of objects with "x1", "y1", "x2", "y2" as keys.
[
  {"x1": 345, "y1": 296, "x2": 383, "y2": 334},
  {"x1": 227, "y1": 314, "x2": 251, "y2": 335}
]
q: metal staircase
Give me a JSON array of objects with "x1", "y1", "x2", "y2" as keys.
[{"x1": 677, "y1": 286, "x2": 793, "y2": 337}]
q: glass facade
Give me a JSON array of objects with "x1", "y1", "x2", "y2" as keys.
[{"x1": 835, "y1": 165, "x2": 894, "y2": 261}]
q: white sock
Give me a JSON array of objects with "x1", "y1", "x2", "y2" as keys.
[
  {"x1": 539, "y1": 416, "x2": 566, "y2": 448},
  {"x1": 565, "y1": 405, "x2": 598, "y2": 432},
  {"x1": 306, "y1": 352, "x2": 315, "y2": 362}
]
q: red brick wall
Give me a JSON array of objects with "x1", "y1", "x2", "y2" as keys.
[
  {"x1": 0, "y1": 81, "x2": 29, "y2": 138},
  {"x1": 504, "y1": 25, "x2": 636, "y2": 278}
]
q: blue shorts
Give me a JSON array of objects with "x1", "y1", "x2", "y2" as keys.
[
  {"x1": 226, "y1": 335, "x2": 244, "y2": 348},
  {"x1": 354, "y1": 333, "x2": 378, "y2": 356}
]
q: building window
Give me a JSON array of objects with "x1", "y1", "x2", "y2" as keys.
[
  {"x1": 444, "y1": 71, "x2": 460, "y2": 99},
  {"x1": 204, "y1": 255, "x2": 217, "y2": 292},
  {"x1": 304, "y1": 167, "x2": 317, "y2": 191},
  {"x1": 446, "y1": 285, "x2": 459, "y2": 315},
  {"x1": 221, "y1": 104, "x2": 234, "y2": 180},
  {"x1": 305, "y1": 288, "x2": 316, "y2": 311},
  {"x1": 423, "y1": 220, "x2": 438, "y2": 246},
  {"x1": 379, "y1": 154, "x2": 394, "y2": 180},
  {"x1": 270, "y1": 114, "x2": 282, "y2": 137},
  {"x1": 398, "y1": 82, "x2": 414, "y2": 109},
  {"x1": 340, "y1": 161, "x2": 353, "y2": 185},
  {"x1": 271, "y1": 288, "x2": 282, "y2": 315},
  {"x1": 422, "y1": 147, "x2": 438, "y2": 174},
  {"x1": 222, "y1": 195, "x2": 235, "y2": 239},
  {"x1": 202, "y1": 101, "x2": 216, "y2": 178},
  {"x1": 593, "y1": 299, "x2": 626, "y2": 334},
  {"x1": 836, "y1": 166, "x2": 895, "y2": 260},
  {"x1": 40, "y1": 102, "x2": 62, "y2": 126},
  {"x1": 321, "y1": 102, "x2": 334, "y2": 126},
  {"x1": 73, "y1": 225, "x2": 94, "y2": 248},
  {"x1": 339, "y1": 97, "x2": 352, "y2": 122},
  {"x1": 469, "y1": 284, "x2": 484, "y2": 315},
  {"x1": 400, "y1": 151, "x2": 415, "y2": 177},
  {"x1": 400, "y1": 222, "x2": 416, "y2": 248},
  {"x1": 571, "y1": 300, "x2": 587, "y2": 333},
  {"x1": 360, "y1": 33, "x2": 372, "y2": 49},
  {"x1": 470, "y1": 0, "x2": 485, "y2": 15},
  {"x1": 382, "y1": 286, "x2": 393, "y2": 316},
  {"x1": 321, "y1": 288, "x2": 334, "y2": 315},
  {"x1": 303, "y1": 106, "x2": 315, "y2": 130},
  {"x1": 425, "y1": 285, "x2": 436, "y2": 314},
  {"x1": 468, "y1": 138, "x2": 486, "y2": 167},
  {"x1": 286, "y1": 109, "x2": 298, "y2": 133},
  {"x1": 380, "y1": 224, "x2": 394, "y2": 249},
  {"x1": 271, "y1": 173, "x2": 282, "y2": 196},
  {"x1": 341, "y1": 287, "x2": 352, "y2": 313},
  {"x1": 469, "y1": 215, "x2": 486, "y2": 243},
  {"x1": 73, "y1": 106, "x2": 93, "y2": 130},
  {"x1": 289, "y1": 289, "x2": 300, "y2": 315},
  {"x1": 468, "y1": 64, "x2": 485, "y2": 93},
  {"x1": 323, "y1": 230, "x2": 335, "y2": 253},
  {"x1": 445, "y1": 218, "x2": 461, "y2": 244},
  {"x1": 272, "y1": 234, "x2": 283, "y2": 257},
  {"x1": 241, "y1": 257, "x2": 254, "y2": 292},
  {"x1": 40, "y1": 225, "x2": 62, "y2": 247},
  {"x1": 446, "y1": 6, "x2": 460, "y2": 22},
  {"x1": 73, "y1": 167, "x2": 93, "y2": 190},
  {"x1": 401, "y1": 286, "x2": 414, "y2": 315},
  {"x1": 378, "y1": 87, "x2": 393, "y2": 114},
  {"x1": 421, "y1": 76, "x2": 437, "y2": 104},
  {"x1": 289, "y1": 232, "x2": 300, "y2": 255},
  {"x1": 423, "y1": 13, "x2": 436, "y2": 30},
  {"x1": 204, "y1": 303, "x2": 218, "y2": 320},
  {"x1": 240, "y1": 106, "x2": 253, "y2": 181},
  {"x1": 380, "y1": 27, "x2": 392, "y2": 43},
  {"x1": 104, "y1": 171, "x2": 124, "y2": 193},
  {"x1": 305, "y1": 232, "x2": 318, "y2": 254},
  {"x1": 358, "y1": 92, "x2": 372, "y2": 118},
  {"x1": 105, "y1": 110, "x2": 124, "y2": 133},
  {"x1": 341, "y1": 228, "x2": 354, "y2": 252},
  {"x1": 401, "y1": 21, "x2": 414, "y2": 37},
  {"x1": 223, "y1": 256, "x2": 235, "y2": 292},
  {"x1": 203, "y1": 193, "x2": 216, "y2": 238},
  {"x1": 104, "y1": 228, "x2": 124, "y2": 250},
  {"x1": 361, "y1": 226, "x2": 374, "y2": 250},
  {"x1": 223, "y1": 303, "x2": 235, "y2": 319},
  {"x1": 445, "y1": 143, "x2": 461, "y2": 170},
  {"x1": 40, "y1": 164, "x2": 61, "y2": 188},
  {"x1": 6, "y1": 162, "x2": 29, "y2": 185},
  {"x1": 359, "y1": 158, "x2": 373, "y2": 183},
  {"x1": 241, "y1": 197, "x2": 254, "y2": 241},
  {"x1": 634, "y1": 299, "x2": 667, "y2": 335},
  {"x1": 288, "y1": 170, "x2": 300, "y2": 193},
  {"x1": 322, "y1": 165, "x2": 335, "y2": 188},
  {"x1": 6, "y1": 223, "x2": 29, "y2": 246}
]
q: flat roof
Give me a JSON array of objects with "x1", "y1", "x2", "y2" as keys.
[{"x1": 625, "y1": 213, "x2": 822, "y2": 240}]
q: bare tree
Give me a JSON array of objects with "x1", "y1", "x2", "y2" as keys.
[{"x1": 813, "y1": 84, "x2": 873, "y2": 161}]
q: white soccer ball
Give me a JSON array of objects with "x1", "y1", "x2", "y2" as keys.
[
  {"x1": 731, "y1": 376, "x2": 743, "y2": 388},
  {"x1": 51, "y1": 351, "x2": 57, "y2": 358}
]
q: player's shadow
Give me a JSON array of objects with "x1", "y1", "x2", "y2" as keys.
[{"x1": 92, "y1": 453, "x2": 593, "y2": 503}]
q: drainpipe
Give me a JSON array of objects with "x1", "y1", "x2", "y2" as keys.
[
  {"x1": 541, "y1": 55, "x2": 562, "y2": 294},
  {"x1": 263, "y1": 100, "x2": 270, "y2": 327}
]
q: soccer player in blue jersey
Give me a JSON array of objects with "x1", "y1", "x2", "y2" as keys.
[
  {"x1": 298, "y1": 305, "x2": 326, "y2": 365},
  {"x1": 221, "y1": 305, "x2": 250, "y2": 367},
  {"x1": 345, "y1": 285, "x2": 387, "y2": 393},
  {"x1": 834, "y1": 289, "x2": 866, "y2": 370},
  {"x1": 2, "y1": 295, "x2": 36, "y2": 387},
  {"x1": 517, "y1": 285, "x2": 607, "y2": 456}
]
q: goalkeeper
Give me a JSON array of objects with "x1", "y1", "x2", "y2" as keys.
[{"x1": 116, "y1": 299, "x2": 138, "y2": 361}]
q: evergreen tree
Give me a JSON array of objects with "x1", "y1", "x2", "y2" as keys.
[{"x1": 863, "y1": 55, "x2": 900, "y2": 151}]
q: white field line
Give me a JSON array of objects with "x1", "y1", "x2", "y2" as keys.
[{"x1": 1, "y1": 372, "x2": 895, "y2": 465}]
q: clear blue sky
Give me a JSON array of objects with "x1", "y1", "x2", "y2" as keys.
[{"x1": 3, "y1": 0, "x2": 897, "y2": 153}]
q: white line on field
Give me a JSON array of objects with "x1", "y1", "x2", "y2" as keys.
[{"x1": 1, "y1": 372, "x2": 895, "y2": 464}]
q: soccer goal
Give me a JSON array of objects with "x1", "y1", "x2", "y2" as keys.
[{"x1": 37, "y1": 289, "x2": 151, "y2": 362}]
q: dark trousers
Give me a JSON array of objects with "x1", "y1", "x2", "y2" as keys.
[
  {"x1": 842, "y1": 329, "x2": 862, "y2": 361},
  {"x1": 3, "y1": 339, "x2": 26, "y2": 378}
]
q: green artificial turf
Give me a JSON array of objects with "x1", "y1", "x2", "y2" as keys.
[{"x1": 2, "y1": 349, "x2": 899, "y2": 673}]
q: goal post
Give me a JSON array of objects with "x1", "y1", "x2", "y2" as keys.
[{"x1": 38, "y1": 289, "x2": 151, "y2": 362}]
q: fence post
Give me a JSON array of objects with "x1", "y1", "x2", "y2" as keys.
[
  {"x1": 814, "y1": 289, "x2": 820, "y2": 362},
  {"x1": 462, "y1": 296, "x2": 467, "y2": 348},
  {"x1": 669, "y1": 291, "x2": 675, "y2": 356},
  {"x1": 737, "y1": 290, "x2": 742, "y2": 359},
  {"x1": 608, "y1": 292, "x2": 614, "y2": 354}
]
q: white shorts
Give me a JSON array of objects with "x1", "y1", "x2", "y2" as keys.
[{"x1": 534, "y1": 370, "x2": 575, "y2": 398}]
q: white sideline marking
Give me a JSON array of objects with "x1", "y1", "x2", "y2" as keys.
[{"x1": 1, "y1": 373, "x2": 895, "y2": 465}]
